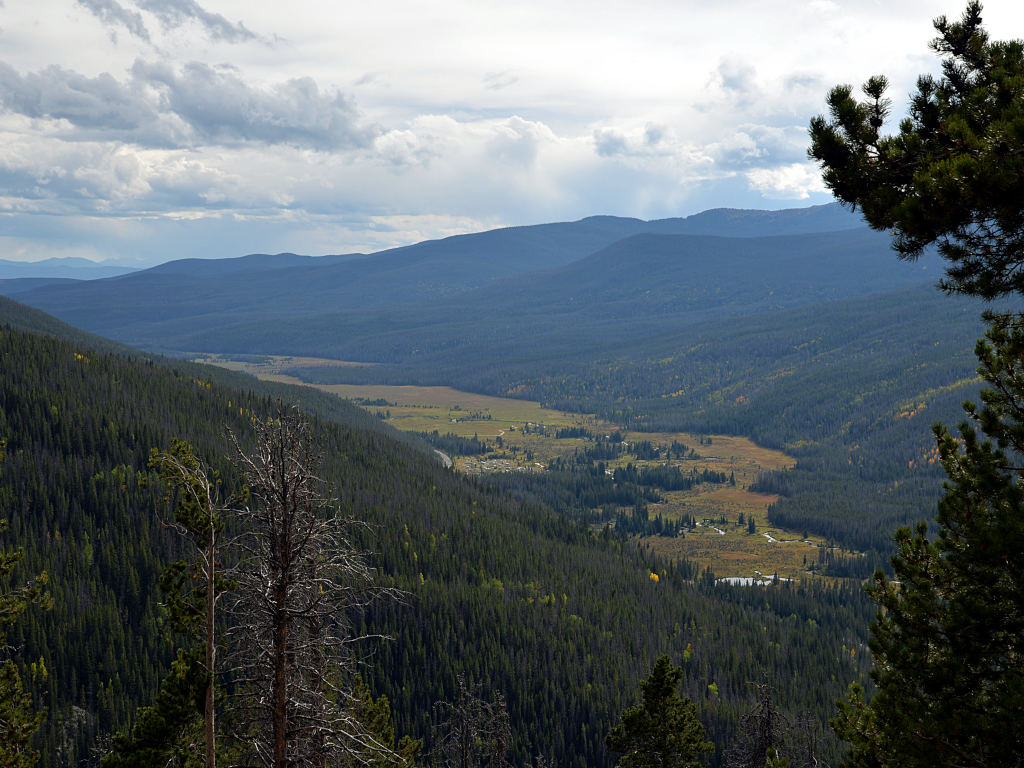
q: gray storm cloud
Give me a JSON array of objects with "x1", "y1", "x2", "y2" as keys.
[
  {"x1": 0, "y1": 60, "x2": 377, "y2": 150},
  {"x1": 131, "y1": 60, "x2": 377, "y2": 149}
]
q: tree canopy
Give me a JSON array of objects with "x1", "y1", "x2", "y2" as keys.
[
  {"x1": 605, "y1": 655, "x2": 713, "y2": 768},
  {"x1": 809, "y1": 1, "x2": 1024, "y2": 299},
  {"x1": 1, "y1": 439, "x2": 52, "y2": 767},
  {"x1": 811, "y1": 3, "x2": 1024, "y2": 766}
]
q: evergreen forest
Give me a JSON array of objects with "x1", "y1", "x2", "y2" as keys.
[
  {"x1": 3, "y1": 5, "x2": 1023, "y2": 763},
  {"x1": 0, "y1": 295, "x2": 881, "y2": 766}
]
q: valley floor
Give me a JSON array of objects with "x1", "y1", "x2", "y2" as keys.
[{"x1": 201, "y1": 352, "x2": 856, "y2": 584}]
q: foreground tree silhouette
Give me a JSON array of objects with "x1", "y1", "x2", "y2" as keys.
[
  {"x1": 809, "y1": 1, "x2": 1024, "y2": 300},
  {"x1": 725, "y1": 682, "x2": 820, "y2": 768},
  {"x1": 227, "y1": 408, "x2": 398, "y2": 768},
  {"x1": 605, "y1": 655, "x2": 713, "y2": 768},
  {"x1": 810, "y1": 3, "x2": 1024, "y2": 765}
]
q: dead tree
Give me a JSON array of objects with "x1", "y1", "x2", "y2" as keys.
[
  {"x1": 226, "y1": 408, "x2": 398, "y2": 768},
  {"x1": 726, "y1": 681, "x2": 785, "y2": 768},
  {"x1": 726, "y1": 681, "x2": 822, "y2": 768},
  {"x1": 432, "y1": 676, "x2": 511, "y2": 768}
]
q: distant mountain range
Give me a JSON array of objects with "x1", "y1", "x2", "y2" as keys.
[
  {"x1": 8, "y1": 203, "x2": 899, "y2": 353},
  {"x1": 2, "y1": 201, "x2": 1007, "y2": 558},
  {"x1": 0, "y1": 256, "x2": 137, "y2": 282}
]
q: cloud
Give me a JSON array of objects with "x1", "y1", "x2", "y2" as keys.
[
  {"x1": 0, "y1": 59, "x2": 376, "y2": 150},
  {"x1": 373, "y1": 128, "x2": 437, "y2": 168},
  {"x1": 76, "y1": 0, "x2": 150, "y2": 41},
  {"x1": 594, "y1": 128, "x2": 628, "y2": 158},
  {"x1": 716, "y1": 56, "x2": 758, "y2": 98},
  {"x1": 133, "y1": 60, "x2": 376, "y2": 149},
  {"x1": 708, "y1": 124, "x2": 810, "y2": 171},
  {"x1": 483, "y1": 71, "x2": 518, "y2": 91},
  {"x1": 0, "y1": 63, "x2": 145, "y2": 141},
  {"x1": 0, "y1": 136, "x2": 151, "y2": 211},
  {"x1": 745, "y1": 162, "x2": 828, "y2": 200},
  {"x1": 136, "y1": 0, "x2": 254, "y2": 42},
  {"x1": 76, "y1": 0, "x2": 253, "y2": 42}
]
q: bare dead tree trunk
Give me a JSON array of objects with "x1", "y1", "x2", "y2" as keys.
[
  {"x1": 206, "y1": 514, "x2": 217, "y2": 768},
  {"x1": 433, "y1": 676, "x2": 511, "y2": 768},
  {"x1": 725, "y1": 680, "x2": 784, "y2": 768},
  {"x1": 225, "y1": 407, "x2": 400, "y2": 768}
]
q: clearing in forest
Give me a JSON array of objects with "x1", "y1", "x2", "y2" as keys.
[{"x1": 201, "y1": 353, "x2": 843, "y2": 582}]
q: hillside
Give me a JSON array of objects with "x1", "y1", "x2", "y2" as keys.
[
  {"x1": 9, "y1": 205, "x2": 867, "y2": 350},
  {"x1": 1, "y1": 201, "x2": 985, "y2": 562},
  {"x1": 35, "y1": 228, "x2": 939, "y2": 360},
  {"x1": 0, "y1": 313, "x2": 875, "y2": 768},
  {"x1": 274, "y1": 281, "x2": 997, "y2": 561}
]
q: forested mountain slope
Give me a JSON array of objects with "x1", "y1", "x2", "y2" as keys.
[
  {"x1": 1, "y1": 315, "x2": 873, "y2": 767},
  {"x1": 0, "y1": 278, "x2": 79, "y2": 296},
  {"x1": 0, "y1": 295, "x2": 422, "y2": 449},
  {"x1": 9, "y1": 205, "x2": 867, "y2": 351},
  {"x1": 288, "y1": 282, "x2": 1000, "y2": 559},
  {"x1": 89, "y1": 227, "x2": 941, "y2": 359}
]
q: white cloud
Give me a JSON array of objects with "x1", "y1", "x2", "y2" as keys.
[
  {"x1": 746, "y1": 163, "x2": 829, "y2": 200},
  {"x1": 715, "y1": 57, "x2": 759, "y2": 100},
  {"x1": 76, "y1": 0, "x2": 150, "y2": 41},
  {"x1": 2, "y1": 0, "x2": 1022, "y2": 264}
]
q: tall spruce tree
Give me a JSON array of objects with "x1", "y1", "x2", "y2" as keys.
[
  {"x1": 809, "y1": 1, "x2": 1024, "y2": 300},
  {"x1": 605, "y1": 655, "x2": 713, "y2": 768},
  {"x1": 810, "y1": 3, "x2": 1024, "y2": 765}
]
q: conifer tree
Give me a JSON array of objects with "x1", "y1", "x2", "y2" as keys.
[
  {"x1": 605, "y1": 655, "x2": 713, "y2": 768},
  {"x1": 1, "y1": 438, "x2": 52, "y2": 767},
  {"x1": 103, "y1": 439, "x2": 238, "y2": 768},
  {"x1": 152, "y1": 439, "x2": 238, "y2": 768},
  {"x1": 347, "y1": 677, "x2": 422, "y2": 768},
  {"x1": 100, "y1": 649, "x2": 208, "y2": 768},
  {"x1": 810, "y1": 3, "x2": 1024, "y2": 765}
]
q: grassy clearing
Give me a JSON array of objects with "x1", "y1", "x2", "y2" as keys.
[
  {"x1": 194, "y1": 353, "x2": 376, "y2": 371},
  {"x1": 253, "y1": 376, "x2": 616, "y2": 465},
  {"x1": 628, "y1": 431, "x2": 795, "y2": 473},
  {"x1": 200, "y1": 353, "x2": 844, "y2": 582},
  {"x1": 642, "y1": 520, "x2": 839, "y2": 582}
]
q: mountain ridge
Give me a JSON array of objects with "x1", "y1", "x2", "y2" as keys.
[{"x1": 9, "y1": 204, "x2": 868, "y2": 343}]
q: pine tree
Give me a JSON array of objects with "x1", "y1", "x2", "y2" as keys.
[
  {"x1": 100, "y1": 649, "x2": 207, "y2": 768},
  {"x1": 832, "y1": 316, "x2": 1024, "y2": 766},
  {"x1": 810, "y1": 4, "x2": 1024, "y2": 765},
  {"x1": 809, "y1": 1, "x2": 1024, "y2": 300},
  {"x1": 1, "y1": 438, "x2": 52, "y2": 767},
  {"x1": 605, "y1": 655, "x2": 714, "y2": 768},
  {"x1": 103, "y1": 439, "x2": 238, "y2": 768},
  {"x1": 347, "y1": 677, "x2": 422, "y2": 768}
]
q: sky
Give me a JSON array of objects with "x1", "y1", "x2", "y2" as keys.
[{"x1": 2, "y1": 1, "x2": 1023, "y2": 266}]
